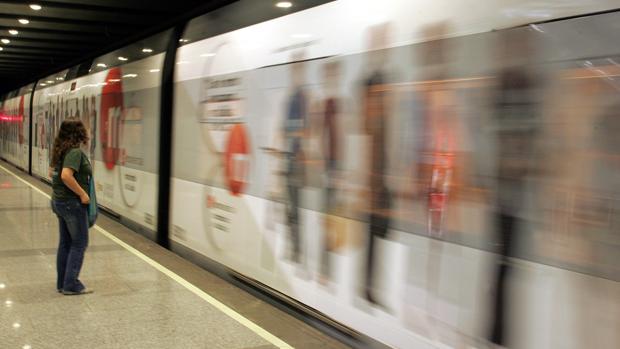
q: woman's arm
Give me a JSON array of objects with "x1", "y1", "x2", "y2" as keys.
[{"x1": 61, "y1": 168, "x2": 90, "y2": 204}]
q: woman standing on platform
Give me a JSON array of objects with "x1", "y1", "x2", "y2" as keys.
[{"x1": 49, "y1": 119, "x2": 93, "y2": 295}]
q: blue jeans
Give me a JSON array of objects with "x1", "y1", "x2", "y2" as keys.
[{"x1": 51, "y1": 199, "x2": 89, "y2": 292}]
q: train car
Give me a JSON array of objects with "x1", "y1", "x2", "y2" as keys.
[
  {"x1": 30, "y1": 31, "x2": 171, "y2": 236},
  {"x1": 170, "y1": 1, "x2": 620, "y2": 348}
]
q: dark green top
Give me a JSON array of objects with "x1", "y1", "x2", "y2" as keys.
[{"x1": 52, "y1": 148, "x2": 92, "y2": 201}]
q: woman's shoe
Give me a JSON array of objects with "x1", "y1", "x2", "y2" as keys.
[{"x1": 62, "y1": 288, "x2": 94, "y2": 296}]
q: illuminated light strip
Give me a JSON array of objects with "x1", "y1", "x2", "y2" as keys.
[
  {"x1": 380, "y1": 76, "x2": 493, "y2": 92},
  {"x1": 565, "y1": 73, "x2": 620, "y2": 80},
  {"x1": 0, "y1": 114, "x2": 24, "y2": 122},
  {"x1": 0, "y1": 163, "x2": 294, "y2": 349},
  {"x1": 392, "y1": 76, "x2": 492, "y2": 86}
]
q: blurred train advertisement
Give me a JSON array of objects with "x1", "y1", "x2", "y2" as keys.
[
  {"x1": 30, "y1": 53, "x2": 163, "y2": 231},
  {"x1": 171, "y1": 1, "x2": 619, "y2": 348},
  {"x1": 0, "y1": 86, "x2": 31, "y2": 170}
]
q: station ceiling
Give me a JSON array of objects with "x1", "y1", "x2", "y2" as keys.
[{"x1": 0, "y1": 0, "x2": 236, "y2": 94}]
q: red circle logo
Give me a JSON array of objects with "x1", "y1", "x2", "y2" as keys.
[
  {"x1": 224, "y1": 124, "x2": 250, "y2": 196},
  {"x1": 100, "y1": 68, "x2": 123, "y2": 170}
]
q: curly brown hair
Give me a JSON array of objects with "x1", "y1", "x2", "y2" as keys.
[{"x1": 51, "y1": 119, "x2": 89, "y2": 168}]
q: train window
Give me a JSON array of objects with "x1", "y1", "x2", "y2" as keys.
[
  {"x1": 89, "y1": 30, "x2": 172, "y2": 72},
  {"x1": 65, "y1": 65, "x2": 80, "y2": 81},
  {"x1": 17, "y1": 83, "x2": 34, "y2": 97},
  {"x1": 38, "y1": 69, "x2": 69, "y2": 88},
  {"x1": 180, "y1": 0, "x2": 331, "y2": 47}
]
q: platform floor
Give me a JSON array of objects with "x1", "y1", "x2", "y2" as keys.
[{"x1": 0, "y1": 162, "x2": 351, "y2": 349}]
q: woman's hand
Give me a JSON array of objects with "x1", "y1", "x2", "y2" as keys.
[{"x1": 79, "y1": 192, "x2": 90, "y2": 205}]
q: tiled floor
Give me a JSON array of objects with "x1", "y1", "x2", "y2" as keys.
[{"x1": 0, "y1": 163, "x2": 351, "y2": 349}]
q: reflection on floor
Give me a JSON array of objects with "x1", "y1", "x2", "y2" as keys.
[{"x1": 0, "y1": 163, "x2": 350, "y2": 349}]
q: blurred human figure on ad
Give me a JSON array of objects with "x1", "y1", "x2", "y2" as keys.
[
  {"x1": 283, "y1": 51, "x2": 308, "y2": 266},
  {"x1": 415, "y1": 22, "x2": 461, "y2": 329},
  {"x1": 360, "y1": 23, "x2": 393, "y2": 307},
  {"x1": 318, "y1": 59, "x2": 344, "y2": 284},
  {"x1": 488, "y1": 27, "x2": 542, "y2": 347}
]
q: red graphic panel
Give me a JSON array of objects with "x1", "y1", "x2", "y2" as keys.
[
  {"x1": 100, "y1": 68, "x2": 124, "y2": 170},
  {"x1": 224, "y1": 124, "x2": 250, "y2": 196}
]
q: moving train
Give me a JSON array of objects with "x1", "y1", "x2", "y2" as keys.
[{"x1": 1, "y1": 1, "x2": 618, "y2": 348}]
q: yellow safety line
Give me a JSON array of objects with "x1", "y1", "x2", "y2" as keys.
[{"x1": 0, "y1": 163, "x2": 294, "y2": 349}]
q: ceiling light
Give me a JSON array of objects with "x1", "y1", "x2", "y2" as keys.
[
  {"x1": 96, "y1": 63, "x2": 107, "y2": 68},
  {"x1": 56, "y1": 77, "x2": 63, "y2": 80},
  {"x1": 0, "y1": 283, "x2": 5, "y2": 289},
  {"x1": 0, "y1": 47, "x2": 3, "y2": 51},
  {"x1": 29, "y1": 4, "x2": 42, "y2": 11},
  {"x1": 142, "y1": 48, "x2": 153, "y2": 53},
  {"x1": 23, "y1": 345, "x2": 32, "y2": 349},
  {"x1": 5, "y1": 300, "x2": 12, "y2": 306},
  {"x1": 118, "y1": 56, "x2": 128, "y2": 61},
  {"x1": 200, "y1": 53, "x2": 215, "y2": 57},
  {"x1": 9, "y1": 30, "x2": 18, "y2": 35},
  {"x1": 18, "y1": 19, "x2": 30, "y2": 25},
  {"x1": 176, "y1": 61, "x2": 189, "y2": 65},
  {"x1": 39, "y1": 83, "x2": 46, "y2": 86},
  {"x1": 122, "y1": 73, "x2": 137, "y2": 78},
  {"x1": 12, "y1": 322, "x2": 21, "y2": 329},
  {"x1": 46, "y1": 80, "x2": 53, "y2": 83},
  {"x1": 149, "y1": 69, "x2": 160, "y2": 73},
  {"x1": 276, "y1": 1, "x2": 292, "y2": 8},
  {"x1": 1, "y1": 39, "x2": 10, "y2": 44},
  {"x1": 109, "y1": 79, "x2": 121, "y2": 82},
  {"x1": 178, "y1": 38, "x2": 189, "y2": 43}
]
